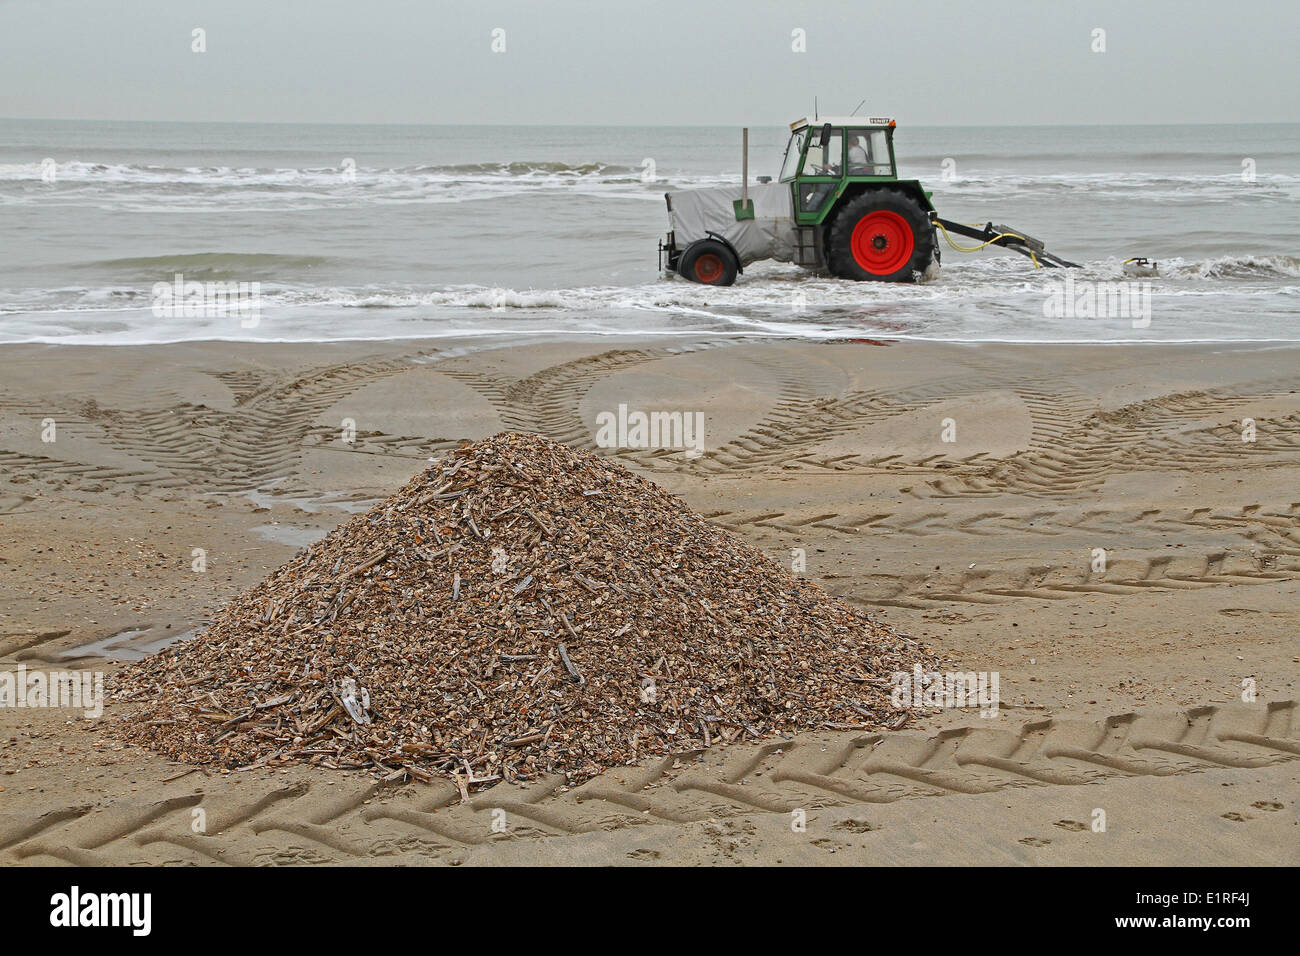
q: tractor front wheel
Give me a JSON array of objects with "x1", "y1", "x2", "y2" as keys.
[
  {"x1": 827, "y1": 189, "x2": 935, "y2": 282},
  {"x1": 678, "y1": 238, "x2": 739, "y2": 286}
]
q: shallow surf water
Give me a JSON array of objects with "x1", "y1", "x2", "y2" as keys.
[{"x1": 2, "y1": 120, "x2": 1297, "y2": 345}]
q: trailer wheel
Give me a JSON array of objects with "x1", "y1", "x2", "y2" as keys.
[
  {"x1": 678, "y1": 238, "x2": 738, "y2": 286},
  {"x1": 827, "y1": 189, "x2": 936, "y2": 282}
]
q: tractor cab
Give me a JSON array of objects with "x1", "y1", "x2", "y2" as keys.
[
  {"x1": 779, "y1": 117, "x2": 898, "y2": 180},
  {"x1": 780, "y1": 116, "x2": 902, "y2": 225}
]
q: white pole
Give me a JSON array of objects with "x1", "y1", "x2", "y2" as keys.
[{"x1": 742, "y1": 127, "x2": 749, "y2": 206}]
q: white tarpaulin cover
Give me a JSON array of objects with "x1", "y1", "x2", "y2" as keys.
[{"x1": 667, "y1": 182, "x2": 801, "y2": 265}]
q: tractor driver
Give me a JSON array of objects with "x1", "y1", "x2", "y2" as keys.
[{"x1": 848, "y1": 135, "x2": 871, "y2": 174}]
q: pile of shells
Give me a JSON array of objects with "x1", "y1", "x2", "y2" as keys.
[{"x1": 112, "y1": 432, "x2": 939, "y2": 788}]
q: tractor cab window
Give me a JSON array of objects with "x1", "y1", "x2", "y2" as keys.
[
  {"x1": 779, "y1": 129, "x2": 807, "y2": 181},
  {"x1": 799, "y1": 181, "x2": 836, "y2": 213},
  {"x1": 847, "y1": 129, "x2": 893, "y2": 176},
  {"x1": 803, "y1": 128, "x2": 843, "y2": 177}
]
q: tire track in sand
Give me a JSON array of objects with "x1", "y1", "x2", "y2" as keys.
[{"x1": 2, "y1": 700, "x2": 1292, "y2": 865}]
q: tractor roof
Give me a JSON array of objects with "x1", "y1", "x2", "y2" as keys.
[{"x1": 790, "y1": 115, "x2": 895, "y2": 131}]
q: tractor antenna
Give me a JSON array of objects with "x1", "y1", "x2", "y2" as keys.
[
  {"x1": 850, "y1": 99, "x2": 866, "y2": 116},
  {"x1": 814, "y1": 97, "x2": 818, "y2": 120}
]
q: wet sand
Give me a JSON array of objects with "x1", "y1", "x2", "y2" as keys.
[{"x1": 1, "y1": 336, "x2": 1297, "y2": 865}]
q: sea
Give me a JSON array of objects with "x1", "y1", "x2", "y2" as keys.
[{"x1": 1, "y1": 120, "x2": 1297, "y2": 346}]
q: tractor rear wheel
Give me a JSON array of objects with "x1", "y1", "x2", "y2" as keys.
[
  {"x1": 827, "y1": 189, "x2": 935, "y2": 282},
  {"x1": 678, "y1": 238, "x2": 738, "y2": 286}
]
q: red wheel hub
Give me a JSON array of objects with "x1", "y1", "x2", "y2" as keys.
[
  {"x1": 850, "y1": 210, "x2": 914, "y2": 275},
  {"x1": 693, "y1": 253, "x2": 724, "y2": 283}
]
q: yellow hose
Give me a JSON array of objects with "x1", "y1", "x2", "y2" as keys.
[{"x1": 933, "y1": 218, "x2": 1041, "y2": 269}]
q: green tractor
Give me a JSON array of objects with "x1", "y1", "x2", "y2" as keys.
[{"x1": 659, "y1": 115, "x2": 1076, "y2": 285}]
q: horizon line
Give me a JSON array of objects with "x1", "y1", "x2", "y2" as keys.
[{"x1": 2, "y1": 117, "x2": 1297, "y2": 130}]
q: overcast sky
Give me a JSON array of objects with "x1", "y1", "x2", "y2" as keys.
[{"x1": 1, "y1": 0, "x2": 1296, "y2": 126}]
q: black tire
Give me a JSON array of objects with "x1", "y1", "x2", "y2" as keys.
[
  {"x1": 678, "y1": 238, "x2": 739, "y2": 286},
  {"x1": 826, "y1": 188, "x2": 936, "y2": 282}
]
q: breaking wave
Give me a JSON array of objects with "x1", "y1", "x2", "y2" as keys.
[
  {"x1": 78, "y1": 252, "x2": 334, "y2": 281},
  {"x1": 0, "y1": 158, "x2": 723, "y2": 210},
  {"x1": 1161, "y1": 254, "x2": 1300, "y2": 280}
]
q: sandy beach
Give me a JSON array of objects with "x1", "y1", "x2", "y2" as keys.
[{"x1": 1, "y1": 336, "x2": 1297, "y2": 865}]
